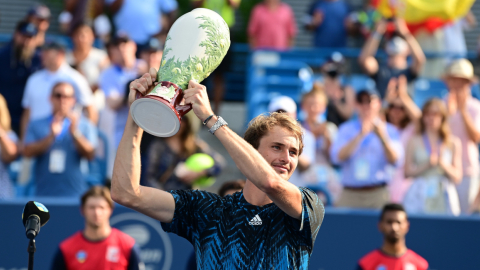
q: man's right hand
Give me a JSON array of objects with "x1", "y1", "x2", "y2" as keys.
[
  {"x1": 128, "y1": 68, "x2": 158, "y2": 107},
  {"x1": 360, "y1": 119, "x2": 373, "y2": 136},
  {"x1": 51, "y1": 115, "x2": 63, "y2": 137}
]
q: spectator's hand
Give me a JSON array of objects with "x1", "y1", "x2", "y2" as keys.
[
  {"x1": 51, "y1": 115, "x2": 63, "y2": 137},
  {"x1": 397, "y1": 75, "x2": 409, "y2": 98},
  {"x1": 360, "y1": 119, "x2": 373, "y2": 135},
  {"x1": 68, "y1": 111, "x2": 80, "y2": 135},
  {"x1": 374, "y1": 18, "x2": 387, "y2": 35},
  {"x1": 456, "y1": 89, "x2": 468, "y2": 112},
  {"x1": 447, "y1": 92, "x2": 458, "y2": 115},
  {"x1": 310, "y1": 122, "x2": 327, "y2": 138},
  {"x1": 385, "y1": 77, "x2": 399, "y2": 104},
  {"x1": 184, "y1": 80, "x2": 214, "y2": 122},
  {"x1": 128, "y1": 68, "x2": 158, "y2": 107},
  {"x1": 312, "y1": 10, "x2": 323, "y2": 27},
  {"x1": 429, "y1": 152, "x2": 439, "y2": 167},
  {"x1": 394, "y1": 17, "x2": 411, "y2": 37},
  {"x1": 372, "y1": 118, "x2": 387, "y2": 139}
]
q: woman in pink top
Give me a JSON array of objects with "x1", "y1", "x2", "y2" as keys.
[
  {"x1": 383, "y1": 76, "x2": 421, "y2": 203},
  {"x1": 248, "y1": 0, "x2": 297, "y2": 50}
]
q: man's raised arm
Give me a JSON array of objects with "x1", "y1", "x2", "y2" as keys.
[
  {"x1": 110, "y1": 68, "x2": 175, "y2": 223},
  {"x1": 183, "y1": 81, "x2": 303, "y2": 219}
]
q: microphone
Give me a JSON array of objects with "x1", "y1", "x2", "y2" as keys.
[{"x1": 22, "y1": 201, "x2": 50, "y2": 239}]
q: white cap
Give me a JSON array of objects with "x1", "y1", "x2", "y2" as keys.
[
  {"x1": 268, "y1": 96, "x2": 297, "y2": 113},
  {"x1": 385, "y1": 36, "x2": 408, "y2": 55}
]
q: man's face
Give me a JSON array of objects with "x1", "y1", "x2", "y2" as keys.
[
  {"x1": 82, "y1": 196, "x2": 112, "y2": 229},
  {"x1": 50, "y1": 84, "x2": 76, "y2": 115},
  {"x1": 110, "y1": 41, "x2": 136, "y2": 67},
  {"x1": 41, "y1": 49, "x2": 63, "y2": 69},
  {"x1": 256, "y1": 126, "x2": 299, "y2": 181},
  {"x1": 140, "y1": 50, "x2": 163, "y2": 70},
  {"x1": 378, "y1": 211, "x2": 409, "y2": 244},
  {"x1": 445, "y1": 76, "x2": 471, "y2": 93},
  {"x1": 72, "y1": 26, "x2": 94, "y2": 48},
  {"x1": 356, "y1": 93, "x2": 380, "y2": 120}
]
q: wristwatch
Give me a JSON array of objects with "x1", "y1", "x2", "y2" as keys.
[{"x1": 209, "y1": 116, "x2": 228, "y2": 134}]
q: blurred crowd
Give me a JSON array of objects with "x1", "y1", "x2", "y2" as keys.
[{"x1": 0, "y1": 0, "x2": 479, "y2": 218}]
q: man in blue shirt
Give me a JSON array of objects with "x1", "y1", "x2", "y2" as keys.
[
  {"x1": 330, "y1": 88, "x2": 403, "y2": 209},
  {"x1": 305, "y1": 0, "x2": 351, "y2": 48},
  {"x1": 0, "y1": 21, "x2": 41, "y2": 135},
  {"x1": 111, "y1": 69, "x2": 325, "y2": 269},
  {"x1": 24, "y1": 82, "x2": 98, "y2": 197}
]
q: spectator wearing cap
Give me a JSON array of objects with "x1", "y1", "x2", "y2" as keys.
[
  {"x1": 25, "y1": 4, "x2": 51, "y2": 47},
  {"x1": 98, "y1": 35, "x2": 147, "y2": 177},
  {"x1": 23, "y1": 82, "x2": 97, "y2": 197},
  {"x1": 67, "y1": 23, "x2": 110, "y2": 111},
  {"x1": 139, "y1": 38, "x2": 163, "y2": 71},
  {"x1": 330, "y1": 88, "x2": 404, "y2": 209},
  {"x1": 305, "y1": 0, "x2": 352, "y2": 48},
  {"x1": 21, "y1": 41, "x2": 97, "y2": 140},
  {"x1": 442, "y1": 59, "x2": 480, "y2": 214},
  {"x1": 268, "y1": 96, "x2": 316, "y2": 187},
  {"x1": 321, "y1": 52, "x2": 355, "y2": 127},
  {"x1": 359, "y1": 18, "x2": 425, "y2": 98},
  {"x1": 0, "y1": 21, "x2": 41, "y2": 135},
  {"x1": 248, "y1": 0, "x2": 297, "y2": 50},
  {"x1": 106, "y1": 0, "x2": 177, "y2": 47}
]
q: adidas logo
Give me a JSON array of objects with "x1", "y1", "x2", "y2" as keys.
[{"x1": 249, "y1": 214, "x2": 262, "y2": 225}]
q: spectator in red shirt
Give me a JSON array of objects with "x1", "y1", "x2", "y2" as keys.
[
  {"x1": 358, "y1": 203, "x2": 428, "y2": 270},
  {"x1": 248, "y1": 0, "x2": 297, "y2": 50},
  {"x1": 51, "y1": 186, "x2": 143, "y2": 270}
]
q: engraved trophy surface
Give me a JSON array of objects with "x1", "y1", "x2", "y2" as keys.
[{"x1": 130, "y1": 8, "x2": 230, "y2": 137}]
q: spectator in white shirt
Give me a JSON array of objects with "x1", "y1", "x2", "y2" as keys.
[{"x1": 21, "y1": 41, "x2": 97, "y2": 140}]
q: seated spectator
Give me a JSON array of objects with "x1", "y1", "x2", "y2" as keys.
[
  {"x1": 300, "y1": 88, "x2": 341, "y2": 201},
  {"x1": 321, "y1": 53, "x2": 355, "y2": 126},
  {"x1": 25, "y1": 4, "x2": 51, "y2": 47},
  {"x1": 67, "y1": 23, "x2": 110, "y2": 111},
  {"x1": 404, "y1": 99, "x2": 462, "y2": 215},
  {"x1": 105, "y1": 0, "x2": 177, "y2": 46},
  {"x1": 21, "y1": 40, "x2": 97, "y2": 139},
  {"x1": 305, "y1": 0, "x2": 351, "y2": 48},
  {"x1": 443, "y1": 59, "x2": 480, "y2": 213},
  {"x1": 357, "y1": 203, "x2": 428, "y2": 270},
  {"x1": 0, "y1": 21, "x2": 41, "y2": 135},
  {"x1": 330, "y1": 88, "x2": 403, "y2": 209},
  {"x1": 0, "y1": 94, "x2": 19, "y2": 200},
  {"x1": 24, "y1": 82, "x2": 98, "y2": 197},
  {"x1": 51, "y1": 186, "x2": 143, "y2": 269},
  {"x1": 248, "y1": 0, "x2": 297, "y2": 50},
  {"x1": 146, "y1": 112, "x2": 225, "y2": 191},
  {"x1": 99, "y1": 35, "x2": 147, "y2": 149},
  {"x1": 383, "y1": 75, "x2": 421, "y2": 203},
  {"x1": 359, "y1": 18, "x2": 426, "y2": 98},
  {"x1": 218, "y1": 179, "x2": 246, "y2": 197},
  {"x1": 268, "y1": 96, "x2": 316, "y2": 187}
]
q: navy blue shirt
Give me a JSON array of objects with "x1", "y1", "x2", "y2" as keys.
[
  {"x1": 309, "y1": 0, "x2": 350, "y2": 48},
  {"x1": 0, "y1": 42, "x2": 42, "y2": 132},
  {"x1": 161, "y1": 188, "x2": 324, "y2": 269},
  {"x1": 372, "y1": 64, "x2": 417, "y2": 98}
]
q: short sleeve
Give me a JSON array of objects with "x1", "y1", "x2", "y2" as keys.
[
  {"x1": 161, "y1": 190, "x2": 221, "y2": 242},
  {"x1": 158, "y1": 0, "x2": 178, "y2": 13},
  {"x1": 22, "y1": 75, "x2": 35, "y2": 109},
  {"x1": 288, "y1": 187, "x2": 324, "y2": 248},
  {"x1": 71, "y1": 72, "x2": 93, "y2": 106}
]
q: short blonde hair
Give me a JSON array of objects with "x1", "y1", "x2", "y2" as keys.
[
  {"x1": 81, "y1": 186, "x2": 114, "y2": 209},
  {"x1": 244, "y1": 112, "x2": 304, "y2": 155},
  {"x1": 301, "y1": 83, "x2": 328, "y2": 105}
]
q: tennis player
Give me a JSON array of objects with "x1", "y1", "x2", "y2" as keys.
[{"x1": 111, "y1": 68, "x2": 325, "y2": 269}]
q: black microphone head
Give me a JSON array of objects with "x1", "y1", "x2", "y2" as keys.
[{"x1": 22, "y1": 201, "x2": 50, "y2": 227}]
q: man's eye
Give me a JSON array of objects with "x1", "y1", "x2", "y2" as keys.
[
  {"x1": 273, "y1": 146, "x2": 280, "y2": 150},
  {"x1": 289, "y1": 151, "x2": 297, "y2": 156}
]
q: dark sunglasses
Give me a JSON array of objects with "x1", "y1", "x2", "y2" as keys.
[{"x1": 52, "y1": 93, "x2": 74, "y2": 99}]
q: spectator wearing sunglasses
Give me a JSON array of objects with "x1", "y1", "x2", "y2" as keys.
[
  {"x1": 330, "y1": 88, "x2": 403, "y2": 209},
  {"x1": 383, "y1": 75, "x2": 421, "y2": 203},
  {"x1": 23, "y1": 82, "x2": 98, "y2": 197}
]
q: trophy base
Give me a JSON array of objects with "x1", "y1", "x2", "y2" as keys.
[{"x1": 130, "y1": 96, "x2": 181, "y2": 137}]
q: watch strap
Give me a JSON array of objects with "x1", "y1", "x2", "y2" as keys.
[{"x1": 209, "y1": 116, "x2": 228, "y2": 134}]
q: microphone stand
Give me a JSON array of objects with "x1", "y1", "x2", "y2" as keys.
[{"x1": 27, "y1": 239, "x2": 36, "y2": 270}]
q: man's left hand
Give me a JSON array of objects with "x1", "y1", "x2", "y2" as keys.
[{"x1": 183, "y1": 80, "x2": 214, "y2": 122}]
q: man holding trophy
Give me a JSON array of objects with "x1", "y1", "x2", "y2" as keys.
[{"x1": 111, "y1": 8, "x2": 324, "y2": 269}]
